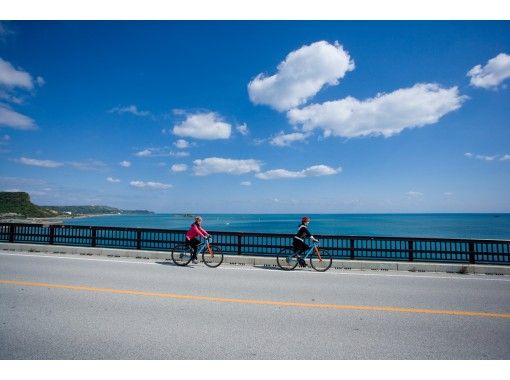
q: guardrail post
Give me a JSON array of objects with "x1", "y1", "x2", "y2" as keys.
[
  {"x1": 408, "y1": 240, "x2": 414, "y2": 262},
  {"x1": 49, "y1": 225, "x2": 55, "y2": 245},
  {"x1": 237, "y1": 234, "x2": 242, "y2": 255},
  {"x1": 350, "y1": 239, "x2": 355, "y2": 260},
  {"x1": 9, "y1": 224, "x2": 16, "y2": 243},
  {"x1": 91, "y1": 227, "x2": 96, "y2": 247},
  {"x1": 468, "y1": 242, "x2": 475, "y2": 264},
  {"x1": 137, "y1": 230, "x2": 142, "y2": 250}
]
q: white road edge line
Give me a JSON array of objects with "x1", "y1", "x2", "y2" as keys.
[{"x1": 2, "y1": 250, "x2": 509, "y2": 282}]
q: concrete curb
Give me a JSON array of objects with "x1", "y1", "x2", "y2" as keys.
[{"x1": 1, "y1": 242, "x2": 509, "y2": 275}]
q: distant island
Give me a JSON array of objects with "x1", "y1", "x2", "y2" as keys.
[{"x1": 0, "y1": 192, "x2": 153, "y2": 223}]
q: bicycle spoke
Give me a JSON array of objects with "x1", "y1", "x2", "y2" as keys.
[
  {"x1": 310, "y1": 249, "x2": 333, "y2": 272},
  {"x1": 171, "y1": 244, "x2": 193, "y2": 266},
  {"x1": 277, "y1": 248, "x2": 299, "y2": 270},
  {"x1": 202, "y1": 245, "x2": 224, "y2": 268}
]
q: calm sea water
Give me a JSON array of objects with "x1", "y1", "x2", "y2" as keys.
[{"x1": 63, "y1": 213, "x2": 510, "y2": 240}]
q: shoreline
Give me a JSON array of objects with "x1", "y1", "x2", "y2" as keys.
[{"x1": 0, "y1": 213, "x2": 124, "y2": 225}]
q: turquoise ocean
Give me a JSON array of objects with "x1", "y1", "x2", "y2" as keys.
[{"x1": 63, "y1": 214, "x2": 510, "y2": 240}]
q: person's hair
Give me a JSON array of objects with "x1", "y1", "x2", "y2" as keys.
[
  {"x1": 301, "y1": 216, "x2": 310, "y2": 223},
  {"x1": 195, "y1": 216, "x2": 202, "y2": 223}
]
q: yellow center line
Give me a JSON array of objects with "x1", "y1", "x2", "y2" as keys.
[{"x1": 2, "y1": 279, "x2": 510, "y2": 319}]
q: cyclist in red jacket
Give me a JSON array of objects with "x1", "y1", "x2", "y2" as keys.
[{"x1": 185, "y1": 216, "x2": 209, "y2": 264}]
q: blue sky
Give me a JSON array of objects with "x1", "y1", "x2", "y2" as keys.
[{"x1": 1, "y1": 21, "x2": 509, "y2": 213}]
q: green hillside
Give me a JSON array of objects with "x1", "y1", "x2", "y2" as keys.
[{"x1": 0, "y1": 192, "x2": 60, "y2": 218}]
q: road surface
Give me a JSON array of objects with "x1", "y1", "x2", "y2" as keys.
[{"x1": 1, "y1": 250, "x2": 509, "y2": 359}]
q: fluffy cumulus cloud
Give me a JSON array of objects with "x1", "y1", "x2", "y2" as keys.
[
  {"x1": 467, "y1": 53, "x2": 510, "y2": 89},
  {"x1": 248, "y1": 41, "x2": 355, "y2": 112},
  {"x1": 0, "y1": 58, "x2": 44, "y2": 130},
  {"x1": 173, "y1": 112, "x2": 231, "y2": 140},
  {"x1": 269, "y1": 132, "x2": 310, "y2": 147},
  {"x1": 174, "y1": 139, "x2": 191, "y2": 149},
  {"x1": 18, "y1": 157, "x2": 64, "y2": 168},
  {"x1": 236, "y1": 123, "x2": 249, "y2": 136},
  {"x1": 108, "y1": 105, "x2": 150, "y2": 117},
  {"x1": 107, "y1": 177, "x2": 121, "y2": 183},
  {"x1": 192, "y1": 157, "x2": 261, "y2": 176},
  {"x1": 287, "y1": 83, "x2": 466, "y2": 138},
  {"x1": 120, "y1": 160, "x2": 131, "y2": 167},
  {"x1": 129, "y1": 181, "x2": 172, "y2": 189},
  {"x1": 0, "y1": 58, "x2": 35, "y2": 90},
  {"x1": 0, "y1": 105, "x2": 36, "y2": 130},
  {"x1": 256, "y1": 164, "x2": 341, "y2": 180},
  {"x1": 135, "y1": 149, "x2": 153, "y2": 157},
  {"x1": 171, "y1": 163, "x2": 187, "y2": 172}
]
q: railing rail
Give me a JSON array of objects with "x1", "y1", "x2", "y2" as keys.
[{"x1": 0, "y1": 222, "x2": 509, "y2": 265}]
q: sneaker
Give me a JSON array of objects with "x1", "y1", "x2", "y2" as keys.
[{"x1": 192, "y1": 259, "x2": 198, "y2": 264}]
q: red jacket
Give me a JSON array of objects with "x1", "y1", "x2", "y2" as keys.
[{"x1": 186, "y1": 222, "x2": 208, "y2": 240}]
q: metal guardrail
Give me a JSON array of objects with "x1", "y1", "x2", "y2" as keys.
[{"x1": 0, "y1": 223, "x2": 509, "y2": 265}]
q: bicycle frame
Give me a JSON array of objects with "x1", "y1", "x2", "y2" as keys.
[
  {"x1": 195, "y1": 236, "x2": 214, "y2": 257},
  {"x1": 299, "y1": 241, "x2": 323, "y2": 261}
]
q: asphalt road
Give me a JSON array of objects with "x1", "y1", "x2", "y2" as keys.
[{"x1": 1, "y1": 250, "x2": 509, "y2": 359}]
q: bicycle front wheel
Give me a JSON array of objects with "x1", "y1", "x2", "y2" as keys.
[
  {"x1": 310, "y1": 249, "x2": 333, "y2": 272},
  {"x1": 171, "y1": 243, "x2": 193, "y2": 266},
  {"x1": 202, "y1": 245, "x2": 224, "y2": 268},
  {"x1": 277, "y1": 248, "x2": 299, "y2": 271}
]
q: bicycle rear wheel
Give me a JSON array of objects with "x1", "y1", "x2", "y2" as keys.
[
  {"x1": 171, "y1": 243, "x2": 193, "y2": 266},
  {"x1": 202, "y1": 245, "x2": 224, "y2": 268},
  {"x1": 309, "y1": 249, "x2": 333, "y2": 272},
  {"x1": 277, "y1": 248, "x2": 299, "y2": 271}
]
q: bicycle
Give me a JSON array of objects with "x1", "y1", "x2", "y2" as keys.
[
  {"x1": 171, "y1": 236, "x2": 224, "y2": 268},
  {"x1": 277, "y1": 240, "x2": 333, "y2": 272}
]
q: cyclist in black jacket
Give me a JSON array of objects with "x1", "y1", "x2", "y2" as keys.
[{"x1": 293, "y1": 216, "x2": 319, "y2": 267}]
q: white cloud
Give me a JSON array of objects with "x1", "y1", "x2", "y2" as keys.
[
  {"x1": 36, "y1": 76, "x2": 45, "y2": 87},
  {"x1": 174, "y1": 139, "x2": 191, "y2": 149},
  {"x1": 269, "y1": 131, "x2": 309, "y2": 147},
  {"x1": 288, "y1": 83, "x2": 466, "y2": 138},
  {"x1": 467, "y1": 53, "x2": 510, "y2": 89},
  {"x1": 109, "y1": 105, "x2": 150, "y2": 117},
  {"x1": 129, "y1": 181, "x2": 173, "y2": 190},
  {"x1": 135, "y1": 147, "x2": 190, "y2": 158},
  {"x1": 240, "y1": 181, "x2": 252, "y2": 186},
  {"x1": 248, "y1": 41, "x2": 355, "y2": 112},
  {"x1": 67, "y1": 160, "x2": 108, "y2": 171},
  {"x1": 0, "y1": 58, "x2": 34, "y2": 90},
  {"x1": 107, "y1": 177, "x2": 121, "y2": 183},
  {"x1": 192, "y1": 157, "x2": 261, "y2": 176},
  {"x1": 173, "y1": 112, "x2": 231, "y2": 140},
  {"x1": 465, "y1": 152, "x2": 509, "y2": 161},
  {"x1": 170, "y1": 151, "x2": 190, "y2": 157},
  {"x1": 171, "y1": 164, "x2": 187, "y2": 172},
  {"x1": 135, "y1": 149, "x2": 153, "y2": 157},
  {"x1": 406, "y1": 191, "x2": 424, "y2": 198},
  {"x1": 0, "y1": 104, "x2": 36, "y2": 130},
  {"x1": 236, "y1": 123, "x2": 249, "y2": 136},
  {"x1": 119, "y1": 160, "x2": 131, "y2": 168},
  {"x1": 256, "y1": 164, "x2": 341, "y2": 180},
  {"x1": 18, "y1": 157, "x2": 64, "y2": 168}
]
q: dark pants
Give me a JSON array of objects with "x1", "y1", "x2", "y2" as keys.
[
  {"x1": 293, "y1": 238, "x2": 309, "y2": 256},
  {"x1": 186, "y1": 238, "x2": 200, "y2": 259}
]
